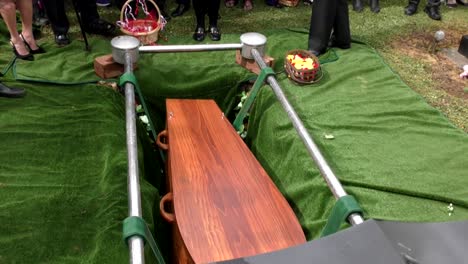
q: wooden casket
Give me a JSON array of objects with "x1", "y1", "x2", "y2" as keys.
[{"x1": 158, "y1": 99, "x2": 306, "y2": 263}]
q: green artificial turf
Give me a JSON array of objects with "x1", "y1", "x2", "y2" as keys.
[{"x1": 0, "y1": 2, "x2": 467, "y2": 263}]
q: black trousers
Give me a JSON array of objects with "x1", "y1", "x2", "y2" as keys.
[
  {"x1": 177, "y1": 0, "x2": 190, "y2": 5},
  {"x1": 43, "y1": 0, "x2": 99, "y2": 34},
  {"x1": 192, "y1": 0, "x2": 220, "y2": 27},
  {"x1": 308, "y1": 0, "x2": 350, "y2": 53}
]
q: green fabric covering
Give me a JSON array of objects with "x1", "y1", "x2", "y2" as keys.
[
  {"x1": 247, "y1": 30, "x2": 468, "y2": 240},
  {"x1": 0, "y1": 82, "x2": 164, "y2": 263},
  {"x1": 1, "y1": 24, "x2": 467, "y2": 262},
  {"x1": 13, "y1": 38, "x2": 109, "y2": 84}
]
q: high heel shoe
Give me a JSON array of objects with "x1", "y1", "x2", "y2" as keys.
[
  {"x1": 20, "y1": 33, "x2": 45, "y2": 54},
  {"x1": 10, "y1": 41, "x2": 34, "y2": 61}
]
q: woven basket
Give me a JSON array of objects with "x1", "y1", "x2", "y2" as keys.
[
  {"x1": 119, "y1": 0, "x2": 161, "y2": 45},
  {"x1": 284, "y1": 49, "x2": 322, "y2": 85},
  {"x1": 279, "y1": 0, "x2": 300, "y2": 6}
]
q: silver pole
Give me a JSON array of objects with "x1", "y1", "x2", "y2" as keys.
[
  {"x1": 250, "y1": 48, "x2": 364, "y2": 226},
  {"x1": 139, "y1": 43, "x2": 243, "y2": 53},
  {"x1": 124, "y1": 51, "x2": 146, "y2": 264}
]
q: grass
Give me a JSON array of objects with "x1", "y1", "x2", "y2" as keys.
[{"x1": 50, "y1": 0, "x2": 468, "y2": 131}]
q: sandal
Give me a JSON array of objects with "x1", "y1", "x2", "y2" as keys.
[
  {"x1": 225, "y1": 0, "x2": 237, "y2": 8},
  {"x1": 243, "y1": 0, "x2": 253, "y2": 11}
]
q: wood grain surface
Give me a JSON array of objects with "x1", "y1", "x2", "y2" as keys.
[{"x1": 166, "y1": 99, "x2": 306, "y2": 263}]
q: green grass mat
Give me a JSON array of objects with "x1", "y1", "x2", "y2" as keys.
[
  {"x1": 1, "y1": 24, "x2": 467, "y2": 262},
  {"x1": 13, "y1": 38, "x2": 109, "y2": 84},
  {"x1": 0, "y1": 83, "x2": 163, "y2": 263},
  {"x1": 246, "y1": 30, "x2": 468, "y2": 240}
]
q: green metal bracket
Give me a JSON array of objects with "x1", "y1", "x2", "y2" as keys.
[
  {"x1": 320, "y1": 195, "x2": 364, "y2": 237},
  {"x1": 233, "y1": 67, "x2": 276, "y2": 131},
  {"x1": 122, "y1": 216, "x2": 166, "y2": 264}
]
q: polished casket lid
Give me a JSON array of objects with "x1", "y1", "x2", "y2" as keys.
[{"x1": 166, "y1": 99, "x2": 306, "y2": 263}]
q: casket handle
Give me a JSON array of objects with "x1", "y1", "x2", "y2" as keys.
[
  {"x1": 156, "y1": 130, "x2": 169, "y2": 150},
  {"x1": 160, "y1": 192, "x2": 175, "y2": 223}
]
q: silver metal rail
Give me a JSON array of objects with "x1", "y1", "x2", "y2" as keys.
[
  {"x1": 250, "y1": 48, "x2": 364, "y2": 226},
  {"x1": 123, "y1": 51, "x2": 146, "y2": 264},
  {"x1": 118, "y1": 34, "x2": 363, "y2": 264},
  {"x1": 139, "y1": 43, "x2": 243, "y2": 53}
]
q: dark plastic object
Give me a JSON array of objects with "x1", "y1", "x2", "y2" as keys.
[
  {"x1": 459, "y1": 35, "x2": 468, "y2": 58},
  {"x1": 215, "y1": 219, "x2": 468, "y2": 264}
]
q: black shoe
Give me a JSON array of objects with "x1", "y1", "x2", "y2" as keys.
[
  {"x1": 308, "y1": 49, "x2": 323, "y2": 57},
  {"x1": 171, "y1": 4, "x2": 190, "y2": 17},
  {"x1": 209, "y1": 26, "x2": 221, "y2": 41},
  {"x1": 370, "y1": 0, "x2": 380, "y2": 13},
  {"x1": 20, "y1": 33, "x2": 46, "y2": 54},
  {"x1": 353, "y1": 0, "x2": 364, "y2": 12},
  {"x1": 55, "y1": 34, "x2": 70, "y2": 46},
  {"x1": 404, "y1": 3, "x2": 418, "y2": 15},
  {"x1": 193, "y1": 26, "x2": 205, "y2": 41},
  {"x1": 0, "y1": 83, "x2": 26, "y2": 98},
  {"x1": 328, "y1": 36, "x2": 351, "y2": 49},
  {"x1": 424, "y1": 5, "x2": 441, "y2": 20},
  {"x1": 84, "y1": 18, "x2": 116, "y2": 36},
  {"x1": 10, "y1": 41, "x2": 34, "y2": 61}
]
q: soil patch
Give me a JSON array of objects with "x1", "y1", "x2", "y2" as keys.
[{"x1": 390, "y1": 29, "x2": 468, "y2": 100}]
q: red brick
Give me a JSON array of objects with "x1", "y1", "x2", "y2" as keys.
[
  {"x1": 235, "y1": 50, "x2": 275, "y2": 75},
  {"x1": 94, "y1": 54, "x2": 137, "y2": 79}
]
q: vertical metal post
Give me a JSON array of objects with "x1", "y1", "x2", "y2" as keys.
[
  {"x1": 124, "y1": 51, "x2": 146, "y2": 264},
  {"x1": 250, "y1": 48, "x2": 364, "y2": 226}
]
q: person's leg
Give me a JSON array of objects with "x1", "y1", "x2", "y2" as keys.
[
  {"x1": 424, "y1": 0, "x2": 441, "y2": 20},
  {"x1": 42, "y1": 0, "x2": 69, "y2": 34},
  {"x1": 308, "y1": 0, "x2": 335, "y2": 55},
  {"x1": 0, "y1": 0, "x2": 30, "y2": 57},
  {"x1": 77, "y1": 0, "x2": 99, "y2": 22},
  {"x1": 192, "y1": 0, "x2": 206, "y2": 41},
  {"x1": 352, "y1": 0, "x2": 363, "y2": 12},
  {"x1": 225, "y1": 0, "x2": 238, "y2": 8},
  {"x1": 207, "y1": 0, "x2": 221, "y2": 40},
  {"x1": 192, "y1": 0, "x2": 206, "y2": 27},
  {"x1": 369, "y1": 0, "x2": 380, "y2": 12},
  {"x1": 16, "y1": 0, "x2": 41, "y2": 50},
  {"x1": 446, "y1": 0, "x2": 457, "y2": 7},
  {"x1": 78, "y1": 0, "x2": 115, "y2": 35},
  {"x1": 171, "y1": 0, "x2": 190, "y2": 17},
  {"x1": 207, "y1": 0, "x2": 220, "y2": 27},
  {"x1": 42, "y1": 0, "x2": 70, "y2": 45},
  {"x1": 243, "y1": 0, "x2": 253, "y2": 11},
  {"x1": 404, "y1": 0, "x2": 420, "y2": 15},
  {"x1": 331, "y1": 0, "x2": 350, "y2": 49}
]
